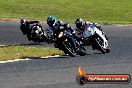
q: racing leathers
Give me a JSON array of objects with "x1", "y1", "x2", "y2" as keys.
[
  {"x1": 75, "y1": 21, "x2": 107, "y2": 39},
  {"x1": 47, "y1": 20, "x2": 78, "y2": 52},
  {"x1": 75, "y1": 22, "x2": 108, "y2": 49},
  {"x1": 20, "y1": 20, "x2": 40, "y2": 41}
]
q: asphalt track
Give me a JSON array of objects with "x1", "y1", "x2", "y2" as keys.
[{"x1": 0, "y1": 21, "x2": 132, "y2": 88}]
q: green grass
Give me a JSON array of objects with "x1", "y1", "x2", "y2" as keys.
[
  {"x1": 0, "y1": 46, "x2": 63, "y2": 61},
  {"x1": 0, "y1": 0, "x2": 132, "y2": 24}
]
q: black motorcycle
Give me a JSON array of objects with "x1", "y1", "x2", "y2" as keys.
[
  {"x1": 30, "y1": 24, "x2": 48, "y2": 43},
  {"x1": 20, "y1": 19, "x2": 48, "y2": 43},
  {"x1": 53, "y1": 26, "x2": 87, "y2": 57}
]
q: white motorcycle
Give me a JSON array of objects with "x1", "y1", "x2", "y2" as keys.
[{"x1": 82, "y1": 23, "x2": 110, "y2": 54}]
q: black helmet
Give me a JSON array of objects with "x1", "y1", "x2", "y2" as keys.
[
  {"x1": 47, "y1": 16, "x2": 56, "y2": 27},
  {"x1": 64, "y1": 23, "x2": 70, "y2": 29},
  {"x1": 75, "y1": 18, "x2": 83, "y2": 29}
]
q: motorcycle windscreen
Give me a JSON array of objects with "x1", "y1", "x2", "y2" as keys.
[{"x1": 83, "y1": 27, "x2": 95, "y2": 38}]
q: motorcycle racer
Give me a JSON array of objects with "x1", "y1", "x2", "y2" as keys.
[
  {"x1": 75, "y1": 18, "x2": 108, "y2": 40},
  {"x1": 46, "y1": 16, "x2": 80, "y2": 53},
  {"x1": 75, "y1": 18, "x2": 109, "y2": 51},
  {"x1": 47, "y1": 16, "x2": 75, "y2": 38},
  {"x1": 20, "y1": 19, "x2": 40, "y2": 41}
]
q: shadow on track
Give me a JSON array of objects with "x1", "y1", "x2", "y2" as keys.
[
  {"x1": 22, "y1": 54, "x2": 71, "y2": 60},
  {"x1": 21, "y1": 53, "x2": 92, "y2": 60}
]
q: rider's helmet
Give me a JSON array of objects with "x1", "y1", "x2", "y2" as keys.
[
  {"x1": 75, "y1": 18, "x2": 83, "y2": 29},
  {"x1": 20, "y1": 19, "x2": 26, "y2": 24},
  {"x1": 47, "y1": 16, "x2": 56, "y2": 27},
  {"x1": 64, "y1": 23, "x2": 70, "y2": 29}
]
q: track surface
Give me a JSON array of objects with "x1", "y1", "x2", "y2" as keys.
[{"x1": 0, "y1": 21, "x2": 132, "y2": 88}]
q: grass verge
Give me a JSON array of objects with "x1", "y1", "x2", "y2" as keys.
[
  {"x1": 0, "y1": 0, "x2": 132, "y2": 24},
  {"x1": 0, "y1": 46, "x2": 63, "y2": 61}
]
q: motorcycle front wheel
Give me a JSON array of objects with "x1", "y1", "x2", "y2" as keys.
[
  {"x1": 62, "y1": 39, "x2": 76, "y2": 57},
  {"x1": 94, "y1": 38, "x2": 106, "y2": 54}
]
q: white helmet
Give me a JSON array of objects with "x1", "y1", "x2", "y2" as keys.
[{"x1": 20, "y1": 19, "x2": 26, "y2": 24}]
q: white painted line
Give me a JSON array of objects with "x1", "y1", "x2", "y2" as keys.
[
  {"x1": 0, "y1": 55, "x2": 60, "y2": 64},
  {"x1": 116, "y1": 25, "x2": 127, "y2": 27},
  {"x1": 41, "y1": 55, "x2": 60, "y2": 58},
  {"x1": 0, "y1": 45, "x2": 6, "y2": 46},
  {"x1": 116, "y1": 24, "x2": 132, "y2": 27},
  {"x1": 0, "y1": 58, "x2": 31, "y2": 64}
]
